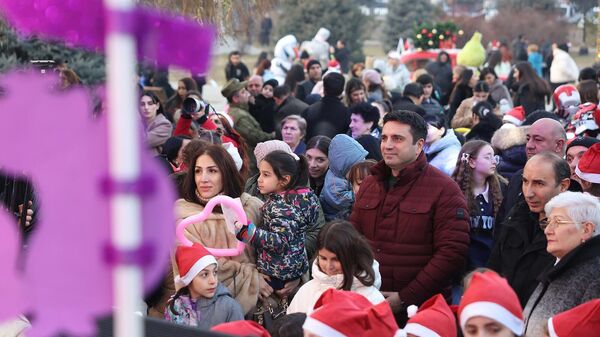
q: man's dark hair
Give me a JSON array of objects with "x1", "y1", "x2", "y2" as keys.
[
  {"x1": 522, "y1": 110, "x2": 560, "y2": 126},
  {"x1": 228, "y1": 50, "x2": 241, "y2": 58},
  {"x1": 532, "y1": 152, "x2": 570, "y2": 185},
  {"x1": 383, "y1": 110, "x2": 428, "y2": 144},
  {"x1": 416, "y1": 74, "x2": 434, "y2": 86},
  {"x1": 579, "y1": 67, "x2": 596, "y2": 82},
  {"x1": 323, "y1": 72, "x2": 345, "y2": 97},
  {"x1": 273, "y1": 85, "x2": 291, "y2": 99}
]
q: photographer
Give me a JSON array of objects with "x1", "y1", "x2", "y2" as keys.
[{"x1": 173, "y1": 90, "x2": 218, "y2": 138}]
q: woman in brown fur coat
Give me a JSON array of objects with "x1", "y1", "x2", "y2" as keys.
[{"x1": 150, "y1": 141, "x2": 263, "y2": 317}]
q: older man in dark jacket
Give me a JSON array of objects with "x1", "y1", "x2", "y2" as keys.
[
  {"x1": 350, "y1": 110, "x2": 469, "y2": 324},
  {"x1": 488, "y1": 152, "x2": 570, "y2": 306}
]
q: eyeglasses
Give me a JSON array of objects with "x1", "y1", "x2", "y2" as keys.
[
  {"x1": 476, "y1": 155, "x2": 500, "y2": 165},
  {"x1": 539, "y1": 218, "x2": 577, "y2": 231}
]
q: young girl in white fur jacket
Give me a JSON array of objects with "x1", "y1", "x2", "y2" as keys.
[{"x1": 287, "y1": 220, "x2": 384, "y2": 314}]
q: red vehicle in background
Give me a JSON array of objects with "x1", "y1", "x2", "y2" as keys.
[{"x1": 399, "y1": 48, "x2": 460, "y2": 79}]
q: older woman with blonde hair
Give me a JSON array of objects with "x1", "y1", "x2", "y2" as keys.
[
  {"x1": 280, "y1": 114, "x2": 308, "y2": 155},
  {"x1": 523, "y1": 191, "x2": 600, "y2": 337}
]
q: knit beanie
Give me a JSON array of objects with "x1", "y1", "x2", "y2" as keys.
[{"x1": 254, "y1": 140, "x2": 296, "y2": 164}]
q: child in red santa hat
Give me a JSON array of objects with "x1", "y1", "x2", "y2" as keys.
[
  {"x1": 165, "y1": 243, "x2": 244, "y2": 329},
  {"x1": 544, "y1": 299, "x2": 600, "y2": 337},
  {"x1": 458, "y1": 270, "x2": 524, "y2": 337},
  {"x1": 397, "y1": 293, "x2": 457, "y2": 337},
  {"x1": 302, "y1": 288, "x2": 400, "y2": 337}
]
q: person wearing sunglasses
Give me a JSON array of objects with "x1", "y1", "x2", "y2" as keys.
[{"x1": 522, "y1": 191, "x2": 600, "y2": 337}]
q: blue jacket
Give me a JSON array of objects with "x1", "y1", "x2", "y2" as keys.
[
  {"x1": 528, "y1": 52, "x2": 543, "y2": 77},
  {"x1": 320, "y1": 134, "x2": 367, "y2": 221},
  {"x1": 424, "y1": 129, "x2": 461, "y2": 176}
]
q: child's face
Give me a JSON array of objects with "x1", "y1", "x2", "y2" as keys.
[
  {"x1": 258, "y1": 160, "x2": 288, "y2": 194},
  {"x1": 317, "y1": 248, "x2": 343, "y2": 276},
  {"x1": 262, "y1": 85, "x2": 274, "y2": 99},
  {"x1": 189, "y1": 264, "x2": 218, "y2": 299},
  {"x1": 470, "y1": 145, "x2": 497, "y2": 179},
  {"x1": 463, "y1": 316, "x2": 514, "y2": 337}
]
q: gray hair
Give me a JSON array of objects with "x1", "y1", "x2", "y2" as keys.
[
  {"x1": 544, "y1": 191, "x2": 600, "y2": 236},
  {"x1": 281, "y1": 114, "x2": 307, "y2": 137}
]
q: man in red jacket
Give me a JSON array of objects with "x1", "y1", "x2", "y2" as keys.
[{"x1": 350, "y1": 110, "x2": 470, "y2": 324}]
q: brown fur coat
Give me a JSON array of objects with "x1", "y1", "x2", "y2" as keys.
[{"x1": 149, "y1": 193, "x2": 263, "y2": 317}]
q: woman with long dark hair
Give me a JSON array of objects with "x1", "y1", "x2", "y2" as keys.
[
  {"x1": 305, "y1": 136, "x2": 331, "y2": 196},
  {"x1": 165, "y1": 77, "x2": 198, "y2": 119},
  {"x1": 512, "y1": 61, "x2": 551, "y2": 115},
  {"x1": 139, "y1": 91, "x2": 173, "y2": 154},
  {"x1": 448, "y1": 68, "x2": 476, "y2": 123}
]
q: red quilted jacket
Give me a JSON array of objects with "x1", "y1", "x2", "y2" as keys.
[{"x1": 350, "y1": 152, "x2": 470, "y2": 307}]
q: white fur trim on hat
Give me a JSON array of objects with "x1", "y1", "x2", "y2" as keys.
[
  {"x1": 175, "y1": 255, "x2": 217, "y2": 287},
  {"x1": 406, "y1": 305, "x2": 418, "y2": 318},
  {"x1": 460, "y1": 301, "x2": 524, "y2": 336},
  {"x1": 404, "y1": 323, "x2": 442, "y2": 337},
  {"x1": 303, "y1": 316, "x2": 347, "y2": 337},
  {"x1": 576, "y1": 165, "x2": 600, "y2": 184},
  {"x1": 503, "y1": 114, "x2": 523, "y2": 126},
  {"x1": 394, "y1": 330, "x2": 407, "y2": 337},
  {"x1": 547, "y1": 317, "x2": 559, "y2": 337}
]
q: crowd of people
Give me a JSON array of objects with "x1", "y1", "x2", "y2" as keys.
[{"x1": 4, "y1": 28, "x2": 600, "y2": 337}]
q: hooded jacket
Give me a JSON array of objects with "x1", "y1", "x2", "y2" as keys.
[
  {"x1": 550, "y1": 48, "x2": 579, "y2": 84},
  {"x1": 287, "y1": 259, "x2": 385, "y2": 314},
  {"x1": 491, "y1": 126, "x2": 527, "y2": 181},
  {"x1": 320, "y1": 135, "x2": 368, "y2": 221},
  {"x1": 489, "y1": 79, "x2": 513, "y2": 108},
  {"x1": 424, "y1": 129, "x2": 461, "y2": 176},
  {"x1": 165, "y1": 283, "x2": 244, "y2": 329}
]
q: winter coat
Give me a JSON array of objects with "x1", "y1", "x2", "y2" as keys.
[
  {"x1": 252, "y1": 188, "x2": 321, "y2": 280},
  {"x1": 489, "y1": 79, "x2": 513, "y2": 108},
  {"x1": 528, "y1": 52, "x2": 543, "y2": 77},
  {"x1": 513, "y1": 83, "x2": 547, "y2": 115},
  {"x1": 550, "y1": 48, "x2": 579, "y2": 84},
  {"x1": 424, "y1": 129, "x2": 461, "y2": 176},
  {"x1": 164, "y1": 283, "x2": 244, "y2": 329},
  {"x1": 487, "y1": 198, "x2": 555, "y2": 306},
  {"x1": 523, "y1": 236, "x2": 600, "y2": 337},
  {"x1": 243, "y1": 175, "x2": 325, "y2": 261},
  {"x1": 165, "y1": 194, "x2": 262, "y2": 315},
  {"x1": 296, "y1": 80, "x2": 317, "y2": 103},
  {"x1": 350, "y1": 153, "x2": 470, "y2": 307},
  {"x1": 145, "y1": 113, "x2": 173, "y2": 155},
  {"x1": 249, "y1": 94, "x2": 277, "y2": 133},
  {"x1": 303, "y1": 96, "x2": 351, "y2": 142},
  {"x1": 287, "y1": 259, "x2": 385, "y2": 314},
  {"x1": 422, "y1": 97, "x2": 443, "y2": 116},
  {"x1": 228, "y1": 104, "x2": 274, "y2": 171},
  {"x1": 384, "y1": 64, "x2": 411, "y2": 94},
  {"x1": 392, "y1": 96, "x2": 426, "y2": 117},
  {"x1": 320, "y1": 135, "x2": 368, "y2": 221},
  {"x1": 426, "y1": 57, "x2": 453, "y2": 101},
  {"x1": 225, "y1": 62, "x2": 250, "y2": 82},
  {"x1": 491, "y1": 126, "x2": 527, "y2": 181},
  {"x1": 449, "y1": 84, "x2": 473, "y2": 123}
]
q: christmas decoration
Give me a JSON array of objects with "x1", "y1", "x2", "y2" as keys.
[{"x1": 413, "y1": 22, "x2": 459, "y2": 50}]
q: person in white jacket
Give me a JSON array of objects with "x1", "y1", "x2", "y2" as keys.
[
  {"x1": 550, "y1": 44, "x2": 579, "y2": 87},
  {"x1": 287, "y1": 220, "x2": 384, "y2": 314}
]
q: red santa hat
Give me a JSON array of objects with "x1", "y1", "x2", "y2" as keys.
[
  {"x1": 211, "y1": 320, "x2": 271, "y2": 337},
  {"x1": 397, "y1": 294, "x2": 457, "y2": 337},
  {"x1": 503, "y1": 106, "x2": 525, "y2": 126},
  {"x1": 174, "y1": 243, "x2": 218, "y2": 287},
  {"x1": 576, "y1": 143, "x2": 600, "y2": 184},
  {"x1": 547, "y1": 299, "x2": 600, "y2": 337},
  {"x1": 458, "y1": 271, "x2": 524, "y2": 336},
  {"x1": 303, "y1": 289, "x2": 400, "y2": 337}
]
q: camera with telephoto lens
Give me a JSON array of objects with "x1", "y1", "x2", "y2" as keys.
[{"x1": 181, "y1": 97, "x2": 207, "y2": 118}]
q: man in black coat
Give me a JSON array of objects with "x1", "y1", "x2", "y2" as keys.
[
  {"x1": 302, "y1": 72, "x2": 350, "y2": 141},
  {"x1": 488, "y1": 152, "x2": 570, "y2": 306},
  {"x1": 273, "y1": 84, "x2": 309, "y2": 135},
  {"x1": 296, "y1": 60, "x2": 322, "y2": 103}
]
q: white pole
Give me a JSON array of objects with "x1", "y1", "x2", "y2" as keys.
[{"x1": 104, "y1": 0, "x2": 143, "y2": 337}]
